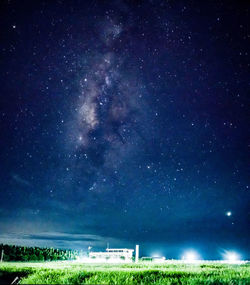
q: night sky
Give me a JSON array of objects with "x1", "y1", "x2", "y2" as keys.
[{"x1": 0, "y1": 0, "x2": 249, "y2": 260}]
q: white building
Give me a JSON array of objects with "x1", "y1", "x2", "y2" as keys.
[{"x1": 89, "y1": 248, "x2": 134, "y2": 262}]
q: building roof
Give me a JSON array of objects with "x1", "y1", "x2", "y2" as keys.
[{"x1": 106, "y1": 248, "x2": 134, "y2": 252}]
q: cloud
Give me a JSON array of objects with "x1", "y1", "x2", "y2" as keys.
[
  {"x1": 0, "y1": 232, "x2": 128, "y2": 250},
  {"x1": 24, "y1": 232, "x2": 102, "y2": 242},
  {"x1": 11, "y1": 174, "x2": 32, "y2": 188}
]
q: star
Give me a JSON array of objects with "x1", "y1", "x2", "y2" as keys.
[{"x1": 226, "y1": 211, "x2": 232, "y2": 217}]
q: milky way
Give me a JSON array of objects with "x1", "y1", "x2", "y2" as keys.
[{"x1": 70, "y1": 20, "x2": 153, "y2": 194}]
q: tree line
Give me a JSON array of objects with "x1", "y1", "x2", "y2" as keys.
[{"x1": 0, "y1": 244, "x2": 80, "y2": 261}]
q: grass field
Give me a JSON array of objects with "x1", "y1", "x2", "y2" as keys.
[{"x1": 0, "y1": 261, "x2": 250, "y2": 284}]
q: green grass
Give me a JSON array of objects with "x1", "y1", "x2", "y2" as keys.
[{"x1": 0, "y1": 261, "x2": 249, "y2": 284}]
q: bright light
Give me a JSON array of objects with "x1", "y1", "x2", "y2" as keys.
[
  {"x1": 226, "y1": 211, "x2": 232, "y2": 216},
  {"x1": 223, "y1": 251, "x2": 241, "y2": 263},
  {"x1": 182, "y1": 250, "x2": 201, "y2": 262}
]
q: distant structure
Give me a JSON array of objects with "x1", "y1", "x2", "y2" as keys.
[
  {"x1": 152, "y1": 256, "x2": 166, "y2": 263},
  {"x1": 135, "y1": 245, "x2": 139, "y2": 263},
  {"x1": 89, "y1": 248, "x2": 134, "y2": 262},
  {"x1": 141, "y1": 256, "x2": 166, "y2": 263}
]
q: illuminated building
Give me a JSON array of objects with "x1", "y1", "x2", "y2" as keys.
[{"x1": 89, "y1": 248, "x2": 134, "y2": 262}]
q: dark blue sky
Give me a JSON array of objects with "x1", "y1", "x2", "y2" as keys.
[{"x1": 0, "y1": 0, "x2": 249, "y2": 259}]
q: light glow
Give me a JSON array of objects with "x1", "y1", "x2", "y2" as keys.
[
  {"x1": 182, "y1": 250, "x2": 201, "y2": 262},
  {"x1": 223, "y1": 251, "x2": 241, "y2": 263}
]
